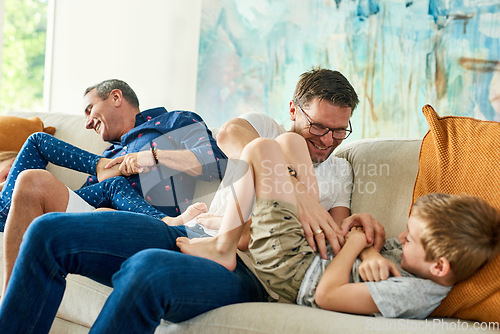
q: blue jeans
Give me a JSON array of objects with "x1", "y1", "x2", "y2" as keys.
[
  {"x1": 0, "y1": 132, "x2": 167, "y2": 229},
  {"x1": 0, "y1": 211, "x2": 267, "y2": 334}
]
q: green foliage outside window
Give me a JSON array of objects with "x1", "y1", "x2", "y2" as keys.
[{"x1": 0, "y1": 0, "x2": 48, "y2": 114}]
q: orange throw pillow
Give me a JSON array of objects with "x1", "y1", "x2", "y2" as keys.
[
  {"x1": 412, "y1": 105, "x2": 500, "y2": 322},
  {"x1": 0, "y1": 115, "x2": 56, "y2": 152}
]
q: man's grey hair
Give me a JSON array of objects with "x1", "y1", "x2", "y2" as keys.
[{"x1": 84, "y1": 79, "x2": 140, "y2": 109}]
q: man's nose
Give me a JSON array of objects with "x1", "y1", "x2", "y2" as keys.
[
  {"x1": 319, "y1": 131, "x2": 335, "y2": 146},
  {"x1": 85, "y1": 116, "x2": 94, "y2": 129}
]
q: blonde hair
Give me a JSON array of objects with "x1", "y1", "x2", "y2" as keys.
[
  {"x1": 412, "y1": 193, "x2": 500, "y2": 283},
  {"x1": 0, "y1": 151, "x2": 17, "y2": 163}
]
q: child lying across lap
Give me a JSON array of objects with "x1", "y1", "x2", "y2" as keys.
[
  {"x1": 307, "y1": 193, "x2": 500, "y2": 318},
  {"x1": 176, "y1": 136, "x2": 500, "y2": 319}
]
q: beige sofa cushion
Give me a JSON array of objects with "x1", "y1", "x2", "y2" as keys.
[{"x1": 335, "y1": 138, "x2": 421, "y2": 239}]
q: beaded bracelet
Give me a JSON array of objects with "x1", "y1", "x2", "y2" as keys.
[{"x1": 151, "y1": 146, "x2": 159, "y2": 165}]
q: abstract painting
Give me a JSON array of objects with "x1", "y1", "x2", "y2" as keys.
[{"x1": 196, "y1": 0, "x2": 500, "y2": 140}]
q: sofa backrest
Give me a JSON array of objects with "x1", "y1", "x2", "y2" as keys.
[
  {"x1": 335, "y1": 138, "x2": 422, "y2": 239},
  {"x1": 8, "y1": 112, "x2": 422, "y2": 238}
]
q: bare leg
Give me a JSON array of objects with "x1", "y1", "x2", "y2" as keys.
[
  {"x1": 274, "y1": 133, "x2": 319, "y2": 200},
  {"x1": 177, "y1": 137, "x2": 298, "y2": 270},
  {"x1": 2, "y1": 170, "x2": 70, "y2": 295},
  {"x1": 238, "y1": 132, "x2": 318, "y2": 251}
]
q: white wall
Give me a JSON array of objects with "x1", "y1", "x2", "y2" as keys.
[{"x1": 47, "y1": 0, "x2": 202, "y2": 115}]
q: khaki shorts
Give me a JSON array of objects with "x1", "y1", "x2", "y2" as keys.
[{"x1": 248, "y1": 198, "x2": 315, "y2": 303}]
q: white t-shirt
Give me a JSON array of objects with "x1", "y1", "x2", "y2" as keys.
[{"x1": 187, "y1": 112, "x2": 353, "y2": 236}]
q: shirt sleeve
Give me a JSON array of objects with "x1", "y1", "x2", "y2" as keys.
[
  {"x1": 238, "y1": 112, "x2": 286, "y2": 138},
  {"x1": 365, "y1": 277, "x2": 452, "y2": 319},
  {"x1": 157, "y1": 111, "x2": 227, "y2": 182},
  {"x1": 315, "y1": 156, "x2": 353, "y2": 211},
  {"x1": 332, "y1": 157, "x2": 353, "y2": 209}
]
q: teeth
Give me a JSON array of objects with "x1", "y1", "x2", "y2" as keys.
[{"x1": 312, "y1": 142, "x2": 328, "y2": 150}]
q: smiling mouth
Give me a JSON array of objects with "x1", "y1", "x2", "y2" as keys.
[
  {"x1": 310, "y1": 141, "x2": 330, "y2": 151},
  {"x1": 94, "y1": 121, "x2": 102, "y2": 133}
]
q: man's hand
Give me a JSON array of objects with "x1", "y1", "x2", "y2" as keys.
[
  {"x1": 105, "y1": 151, "x2": 154, "y2": 176},
  {"x1": 340, "y1": 213, "x2": 385, "y2": 252},
  {"x1": 296, "y1": 190, "x2": 344, "y2": 259},
  {"x1": 345, "y1": 226, "x2": 372, "y2": 250},
  {"x1": 358, "y1": 248, "x2": 401, "y2": 281}
]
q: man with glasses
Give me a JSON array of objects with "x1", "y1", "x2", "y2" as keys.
[{"x1": 213, "y1": 68, "x2": 385, "y2": 258}]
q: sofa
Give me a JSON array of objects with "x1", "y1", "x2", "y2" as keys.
[{"x1": 0, "y1": 111, "x2": 497, "y2": 334}]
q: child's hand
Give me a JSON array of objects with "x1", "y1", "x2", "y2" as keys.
[
  {"x1": 345, "y1": 227, "x2": 372, "y2": 249},
  {"x1": 359, "y1": 256, "x2": 402, "y2": 281}
]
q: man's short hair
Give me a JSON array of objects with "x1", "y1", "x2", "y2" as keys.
[
  {"x1": 412, "y1": 193, "x2": 500, "y2": 283},
  {"x1": 292, "y1": 68, "x2": 359, "y2": 113},
  {"x1": 84, "y1": 79, "x2": 140, "y2": 109}
]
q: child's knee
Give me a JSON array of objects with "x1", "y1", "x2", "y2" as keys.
[
  {"x1": 27, "y1": 131, "x2": 51, "y2": 144},
  {"x1": 103, "y1": 176, "x2": 130, "y2": 189},
  {"x1": 243, "y1": 138, "x2": 281, "y2": 159},
  {"x1": 15, "y1": 170, "x2": 55, "y2": 195},
  {"x1": 275, "y1": 132, "x2": 306, "y2": 149}
]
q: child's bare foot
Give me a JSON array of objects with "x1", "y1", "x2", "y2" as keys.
[
  {"x1": 195, "y1": 213, "x2": 223, "y2": 230},
  {"x1": 162, "y1": 202, "x2": 208, "y2": 226},
  {"x1": 176, "y1": 236, "x2": 237, "y2": 271},
  {"x1": 182, "y1": 202, "x2": 208, "y2": 221},
  {"x1": 96, "y1": 158, "x2": 122, "y2": 181}
]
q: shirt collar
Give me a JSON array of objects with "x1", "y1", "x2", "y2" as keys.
[
  {"x1": 107, "y1": 107, "x2": 168, "y2": 146},
  {"x1": 135, "y1": 107, "x2": 168, "y2": 127}
]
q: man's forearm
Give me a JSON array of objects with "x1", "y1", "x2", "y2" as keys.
[{"x1": 156, "y1": 149, "x2": 202, "y2": 176}]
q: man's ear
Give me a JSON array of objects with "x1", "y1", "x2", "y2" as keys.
[
  {"x1": 430, "y1": 257, "x2": 451, "y2": 278},
  {"x1": 110, "y1": 89, "x2": 123, "y2": 107},
  {"x1": 289, "y1": 101, "x2": 297, "y2": 121}
]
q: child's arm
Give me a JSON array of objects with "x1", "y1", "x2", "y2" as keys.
[
  {"x1": 315, "y1": 227, "x2": 379, "y2": 315},
  {"x1": 358, "y1": 247, "x2": 402, "y2": 282}
]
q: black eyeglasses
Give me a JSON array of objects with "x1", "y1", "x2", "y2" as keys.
[{"x1": 296, "y1": 105, "x2": 352, "y2": 140}]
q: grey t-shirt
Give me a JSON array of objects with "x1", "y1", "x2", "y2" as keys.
[{"x1": 297, "y1": 238, "x2": 452, "y2": 319}]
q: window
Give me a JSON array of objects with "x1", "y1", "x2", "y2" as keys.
[{"x1": 0, "y1": 0, "x2": 49, "y2": 114}]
